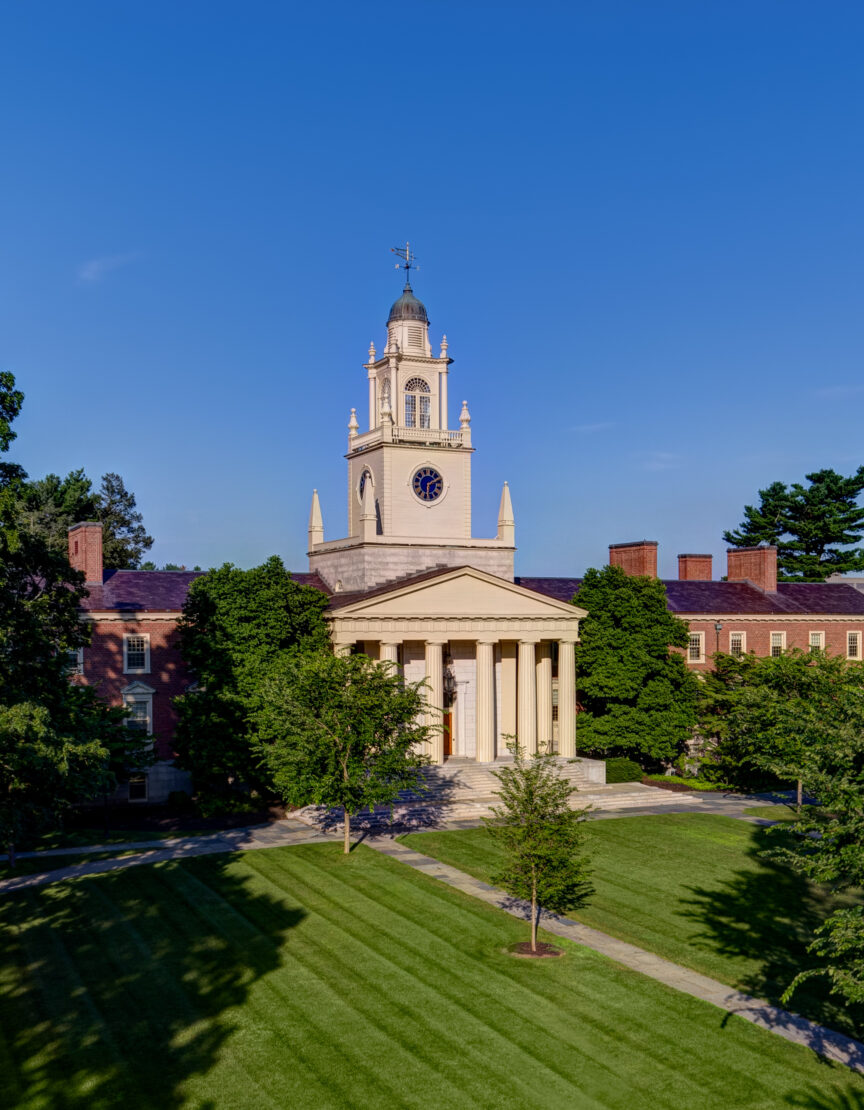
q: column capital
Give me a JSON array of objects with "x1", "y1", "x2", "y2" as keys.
[{"x1": 518, "y1": 635, "x2": 542, "y2": 645}]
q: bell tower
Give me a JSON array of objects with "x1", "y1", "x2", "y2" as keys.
[{"x1": 308, "y1": 247, "x2": 515, "y2": 593}]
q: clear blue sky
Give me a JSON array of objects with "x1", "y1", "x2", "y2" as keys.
[{"x1": 2, "y1": 1, "x2": 862, "y2": 578}]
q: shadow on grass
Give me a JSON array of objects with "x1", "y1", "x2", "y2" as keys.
[
  {"x1": 784, "y1": 1086, "x2": 864, "y2": 1109},
  {"x1": 0, "y1": 852, "x2": 305, "y2": 1109},
  {"x1": 681, "y1": 824, "x2": 864, "y2": 1038}
]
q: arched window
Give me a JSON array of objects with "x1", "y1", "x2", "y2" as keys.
[{"x1": 404, "y1": 377, "x2": 431, "y2": 429}]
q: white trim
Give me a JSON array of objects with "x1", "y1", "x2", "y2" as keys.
[
  {"x1": 687, "y1": 631, "x2": 705, "y2": 663},
  {"x1": 122, "y1": 680, "x2": 154, "y2": 738},
  {"x1": 65, "y1": 646, "x2": 84, "y2": 675},
  {"x1": 808, "y1": 630, "x2": 825, "y2": 652},
  {"x1": 123, "y1": 633, "x2": 151, "y2": 674},
  {"x1": 770, "y1": 631, "x2": 786, "y2": 657},
  {"x1": 847, "y1": 631, "x2": 862, "y2": 660},
  {"x1": 728, "y1": 631, "x2": 746, "y2": 657},
  {"x1": 127, "y1": 774, "x2": 148, "y2": 803}
]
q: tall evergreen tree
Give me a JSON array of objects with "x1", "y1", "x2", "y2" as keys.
[
  {"x1": 573, "y1": 565, "x2": 698, "y2": 763},
  {"x1": 724, "y1": 468, "x2": 864, "y2": 581},
  {"x1": 95, "y1": 472, "x2": 153, "y2": 568}
]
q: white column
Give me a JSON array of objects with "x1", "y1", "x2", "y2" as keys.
[
  {"x1": 368, "y1": 371, "x2": 376, "y2": 430},
  {"x1": 518, "y1": 639, "x2": 538, "y2": 755},
  {"x1": 425, "y1": 641, "x2": 445, "y2": 764},
  {"x1": 380, "y1": 642, "x2": 400, "y2": 666},
  {"x1": 536, "y1": 642, "x2": 553, "y2": 754},
  {"x1": 440, "y1": 369, "x2": 449, "y2": 430},
  {"x1": 499, "y1": 641, "x2": 517, "y2": 745},
  {"x1": 558, "y1": 640, "x2": 577, "y2": 757},
  {"x1": 475, "y1": 640, "x2": 496, "y2": 763},
  {"x1": 334, "y1": 642, "x2": 352, "y2": 657}
]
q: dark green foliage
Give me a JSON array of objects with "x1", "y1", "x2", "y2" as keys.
[
  {"x1": 253, "y1": 651, "x2": 431, "y2": 852},
  {"x1": 603, "y1": 757, "x2": 644, "y2": 783},
  {"x1": 573, "y1": 566, "x2": 699, "y2": 763},
  {"x1": 0, "y1": 376, "x2": 148, "y2": 863},
  {"x1": 700, "y1": 648, "x2": 864, "y2": 1009},
  {"x1": 484, "y1": 745, "x2": 592, "y2": 950},
  {"x1": 18, "y1": 468, "x2": 153, "y2": 567},
  {"x1": 724, "y1": 467, "x2": 864, "y2": 581},
  {"x1": 174, "y1": 556, "x2": 330, "y2": 797}
]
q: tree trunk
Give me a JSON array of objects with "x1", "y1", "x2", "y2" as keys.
[
  {"x1": 531, "y1": 881, "x2": 537, "y2": 952},
  {"x1": 796, "y1": 778, "x2": 803, "y2": 814},
  {"x1": 343, "y1": 808, "x2": 351, "y2": 854},
  {"x1": 7, "y1": 841, "x2": 15, "y2": 870}
]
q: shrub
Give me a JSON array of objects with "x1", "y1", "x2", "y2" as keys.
[
  {"x1": 604, "y1": 757, "x2": 644, "y2": 783},
  {"x1": 643, "y1": 774, "x2": 732, "y2": 792}
]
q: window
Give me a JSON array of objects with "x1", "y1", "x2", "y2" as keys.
[
  {"x1": 65, "y1": 646, "x2": 84, "y2": 675},
  {"x1": 848, "y1": 632, "x2": 862, "y2": 660},
  {"x1": 770, "y1": 631, "x2": 786, "y2": 657},
  {"x1": 128, "y1": 775, "x2": 148, "y2": 802},
  {"x1": 123, "y1": 634, "x2": 150, "y2": 673},
  {"x1": 404, "y1": 377, "x2": 431, "y2": 429},
  {"x1": 687, "y1": 632, "x2": 705, "y2": 663},
  {"x1": 122, "y1": 682, "x2": 154, "y2": 738},
  {"x1": 809, "y1": 631, "x2": 825, "y2": 653},
  {"x1": 729, "y1": 632, "x2": 746, "y2": 657}
]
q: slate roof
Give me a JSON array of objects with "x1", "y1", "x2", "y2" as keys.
[
  {"x1": 79, "y1": 570, "x2": 330, "y2": 612},
  {"x1": 517, "y1": 577, "x2": 864, "y2": 616}
]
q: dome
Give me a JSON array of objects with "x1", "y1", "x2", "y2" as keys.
[{"x1": 387, "y1": 280, "x2": 429, "y2": 325}]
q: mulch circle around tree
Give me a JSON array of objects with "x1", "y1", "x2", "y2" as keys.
[{"x1": 506, "y1": 942, "x2": 564, "y2": 958}]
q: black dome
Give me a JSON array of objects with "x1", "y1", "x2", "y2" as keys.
[{"x1": 387, "y1": 281, "x2": 429, "y2": 325}]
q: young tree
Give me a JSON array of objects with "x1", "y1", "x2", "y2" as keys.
[
  {"x1": 724, "y1": 467, "x2": 864, "y2": 581},
  {"x1": 484, "y1": 745, "x2": 593, "y2": 952},
  {"x1": 174, "y1": 557, "x2": 330, "y2": 798},
  {"x1": 573, "y1": 566, "x2": 699, "y2": 764},
  {"x1": 253, "y1": 651, "x2": 432, "y2": 853}
]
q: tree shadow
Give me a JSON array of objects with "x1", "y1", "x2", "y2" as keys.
[
  {"x1": 680, "y1": 824, "x2": 864, "y2": 1037},
  {"x1": 783, "y1": 1086, "x2": 864, "y2": 1109},
  {"x1": 302, "y1": 765, "x2": 461, "y2": 838},
  {"x1": 0, "y1": 851, "x2": 305, "y2": 1108}
]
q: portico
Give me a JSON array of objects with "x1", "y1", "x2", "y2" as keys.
[{"x1": 328, "y1": 566, "x2": 585, "y2": 764}]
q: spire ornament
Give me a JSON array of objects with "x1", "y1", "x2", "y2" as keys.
[{"x1": 348, "y1": 408, "x2": 359, "y2": 438}]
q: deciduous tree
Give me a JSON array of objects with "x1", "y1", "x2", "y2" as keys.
[
  {"x1": 484, "y1": 745, "x2": 593, "y2": 952},
  {"x1": 253, "y1": 651, "x2": 431, "y2": 853},
  {"x1": 573, "y1": 566, "x2": 699, "y2": 764},
  {"x1": 724, "y1": 468, "x2": 864, "y2": 581}
]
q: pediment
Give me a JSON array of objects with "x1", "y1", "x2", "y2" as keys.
[{"x1": 331, "y1": 567, "x2": 586, "y2": 621}]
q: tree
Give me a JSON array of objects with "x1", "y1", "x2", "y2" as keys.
[
  {"x1": 572, "y1": 566, "x2": 699, "y2": 764},
  {"x1": 174, "y1": 557, "x2": 330, "y2": 798},
  {"x1": 484, "y1": 745, "x2": 593, "y2": 952},
  {"x1": 0, "y1": 375, "x2": 149, "y2": 862},
  {"x1": 699, "y1": 647, "x2": 864, "y2": 1009},
  {"x1": 252, "y1": 651, "x2": 432, "y2": 853},
  {"x1": 724, "y1": 468, "x2": 864, "y2": 581},
  {"x1": 96, "y1": 472, "x2": 153, "y2": 568}
]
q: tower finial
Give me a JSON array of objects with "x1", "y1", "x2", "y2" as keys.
[{"x1": 390, "y1": 241, "x2": 419, "y2": 287}]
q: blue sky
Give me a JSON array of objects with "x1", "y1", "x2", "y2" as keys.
[{"x1": 1, "y1": 1, "x2": 862, "y2": 577}]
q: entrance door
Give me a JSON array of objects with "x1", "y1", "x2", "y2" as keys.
[{"x1": 443, "y1": 710, "x2": 453, "y2": 759}]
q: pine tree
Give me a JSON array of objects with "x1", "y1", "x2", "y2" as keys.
[
  {"x1": 724, "y1": 468, "x2": 864, "y2": 581},
  {"x1": 97, "y1": 472, "x2": 154, "y2": 568}
]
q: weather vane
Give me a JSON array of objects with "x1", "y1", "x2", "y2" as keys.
[{"x1": 391, "y1": 241, "x2": 419, "y2": 281}]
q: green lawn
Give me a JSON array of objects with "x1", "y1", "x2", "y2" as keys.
[
  {"x1": 402, "y1": 813, "x2": 864, "y2": 1036},
  {"x1": 1, "y1": 844, "x2": 862, "y2": 1108},
  {"x1": 0, "y1": 849, "x2": 143, "y2": 881}
]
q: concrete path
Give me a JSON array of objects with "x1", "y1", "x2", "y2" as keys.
[{"x1": 368, "y1": 836, "x2": 864, "y2": 1076}]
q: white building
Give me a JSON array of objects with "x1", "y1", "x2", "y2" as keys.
[{"x1": 308, "y1": 272, "x2": 589, "y2": 767}]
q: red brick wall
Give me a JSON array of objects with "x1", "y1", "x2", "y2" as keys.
[
  {"x1": 609, "y1": 541, "x2": 658, "y2": 578},
  {"x1": 681, "y1": 618, "x2": 864, "y2": 672},
  {"x1": 68, "y1": 522, "x2": 103, "y2": 585},
  {"x1": 78, "y1": 616, "x2": 190, "y2": 760},
  {"x1": 678, "y1": 554, "x2": 713, "y2": 581},
  {"x1": 727, "y1": 546, "x2": 778, "y2": 592}
]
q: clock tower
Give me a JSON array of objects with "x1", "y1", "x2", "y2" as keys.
[{"x1": 308, "y1": 256, "x2": 515, "y2": 593}]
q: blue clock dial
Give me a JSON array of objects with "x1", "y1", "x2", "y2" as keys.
[{"x1": 412, "y1": 467, "x2": 443, "y2": 502}]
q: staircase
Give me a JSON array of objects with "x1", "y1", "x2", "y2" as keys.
[{"x1": 396, "y1": 756, "x2": 599, "y2": 805}]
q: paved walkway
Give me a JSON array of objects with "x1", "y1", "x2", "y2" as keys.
[{"x1": 368, "y1": 836, "x2": 864, "y2": 1076}]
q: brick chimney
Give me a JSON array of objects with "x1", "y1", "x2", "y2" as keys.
[
  {"x1": 609, "y1": 540, "x2": 658, "y2": 578},
  {"x1": 678, "y1": 553, "x2": 713, "y2": 581},
  {"x1": 726, "y1": 545, "x2": 777, "y2": 593},
  {"x1": 68, "y1": 522, "x2": 103, "y2": 585}
]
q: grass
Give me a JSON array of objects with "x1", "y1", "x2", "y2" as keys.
[
  {"x1": 402, "y1": 813, "x2": 864, "y2": 1036},
  {"x1": 28, "y1": 826, "x2": 231, "y2": 850},
  {"x1": 742, "y1": 804, "x2": 826, "y2": 822},
  {"x1": 643, "y1": 774, "x2": 732, "y2": 791},
  {"x1": 1, "y1": 843, "x2": 862, "y2": 1109},
  {"x1": 0, "y1": 849, "x2": 142, "y2": 881}
]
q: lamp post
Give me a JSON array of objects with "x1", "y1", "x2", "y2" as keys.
[{"x1": 714, "y1": 621, "x2": 723, "y2": 655}]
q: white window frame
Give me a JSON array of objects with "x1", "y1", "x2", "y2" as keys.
[
  {"x1": 122, "y1": 681, "x2": 154, "y2": 739},
  {"x1": 127, "y1": 774, "x2": 149, "y2": 803},
  {"x1": 65, "y1": 646, "x2": 84, "y2": 675},
  {"x1": 770, "y1": 631, "x2": 786, "y2": 657},
  {"x1": 123, "y1": 633, "x2": 151, "y2": 674},
  {"x1": 687, "y1": 631, "x2": 705, "y2": 664},
  {"x1": 847, "y1": 631, "x2": 862, "y2": 660},
  {"x1": 728, "y1": 631, "x2": 746, "y2": 657},
  {"x1": 809, "y1": 631, "x2": 825, "y2": 653}
]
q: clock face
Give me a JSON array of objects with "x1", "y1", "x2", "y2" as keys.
[{"x1": 412, "y1": 467, "x2": 443, "y2": 502}]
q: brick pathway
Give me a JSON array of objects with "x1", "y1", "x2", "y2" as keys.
[{"x1": 368, "y1": 837, "x2": 864, "y2": 1076}]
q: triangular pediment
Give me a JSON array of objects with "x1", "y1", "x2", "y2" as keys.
[{"x1": 331, "y1": 567, "x2": 586, "y2": 621}]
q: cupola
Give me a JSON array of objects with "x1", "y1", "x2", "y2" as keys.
[{"x1": 386, "y1": 279, "x2": 431, "y2": 355}]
